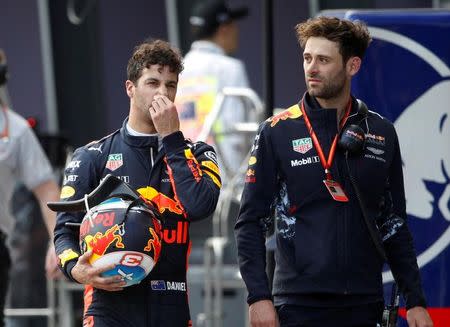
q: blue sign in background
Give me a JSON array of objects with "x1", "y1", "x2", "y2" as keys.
[{"x1": 344, "y1": 9, "x2": 450, "y2": 326}]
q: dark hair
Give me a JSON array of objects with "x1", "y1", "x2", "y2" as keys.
[
  {"x1": 127, "y1": 39, "x2": 184, "y2": 83},
  {"x1": 295, "y1": 16, "x2": 372, "y2": 63}
]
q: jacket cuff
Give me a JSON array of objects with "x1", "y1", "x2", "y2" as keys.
[
  {"x1": 65, "y1": 260, "x2": 80, "y2": 283},
  {"x1": 406, "y1": 295, "x2": 427, "y2": 310},
  {"x1": 247, "y1": 294, "x2": 273, "y2": 305},
  {"x1": 162, "y1": 131, "x2": 185, "y2": 154}
]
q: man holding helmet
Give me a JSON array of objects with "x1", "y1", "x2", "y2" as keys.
[{"x1": 53, "y1": 39, "x2": 221, "y2": 326}]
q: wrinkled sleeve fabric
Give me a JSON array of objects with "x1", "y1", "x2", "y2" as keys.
[
  {"x1": 53, "y1": 147, "x2": 99, "y2": 281},
  {"x1": 383, "y1": 125, "x2": 427, "y2": 309},
  {"x1": 234, "y1": 121, "x2": 278, "y2": 305},
  {"x1": 162, "y1": 131, "x2": 221, "y2": 221}
]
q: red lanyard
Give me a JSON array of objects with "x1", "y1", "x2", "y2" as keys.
[
  {"x1": 0, "y1": 105, "x2": 8, "y2": 141},
  {"x1": 300, "y1": 97, "x2": 352, "y2": 180}
]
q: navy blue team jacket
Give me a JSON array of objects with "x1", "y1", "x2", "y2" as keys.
[{"x1": 235, "y1": 93, "x2": 426, "y2": 310}]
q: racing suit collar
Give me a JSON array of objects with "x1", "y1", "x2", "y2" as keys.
[{"x1": 120, "y1": 118, "x2": 160, "y2": 149}]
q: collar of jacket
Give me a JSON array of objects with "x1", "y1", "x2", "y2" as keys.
[
  {"x1": 120, "y1": 117, "x2": 160, "y2": 149},
  {"x1": 190, "y1": 40, "x2": 225, "y2": 55},
  {"x1": 302, "y1": 92, "x2": 359, "y2": 125}
]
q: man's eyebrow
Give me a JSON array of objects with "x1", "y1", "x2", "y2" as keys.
[{"x1": 303, "y1": 52, "x2": 332, "y2": 59}]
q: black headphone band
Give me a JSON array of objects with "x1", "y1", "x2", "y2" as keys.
[
  {"x1": 356, "y1": 99, "x2": 369, "y2": 119},
  {"x1": 338, "y1": 99, "x2": 369, "y2": 154}
]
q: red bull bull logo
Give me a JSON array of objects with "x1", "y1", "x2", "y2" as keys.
[
  {"x1": 144, "y1": 226, "x2": 162, "y2": 262},
  {"x1": 138, "y1": 187, "x2": 183, "y2": 215},
  {"x1": 85, "y1": 224, "x2": 124, "y2": 257},
  {"x1": 268, "y1": 104, "x2": 302, "y2": 127},
  {"x1": 245, "y1": 168, "x2": 256, "y2": 183}
]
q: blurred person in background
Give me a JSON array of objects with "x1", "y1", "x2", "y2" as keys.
[
  {"x1": 176, "y1": 0, "x2": 253, "y2": 177},
  {"x1": 0, "y1": 48, "x2": 60, "y2": 327}
]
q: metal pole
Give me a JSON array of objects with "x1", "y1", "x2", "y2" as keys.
[
  {"x1": 165, "y1": 0, "x2": 180, "y2": 48},
  {"x1": 37, "y1": 0, "x2": 59, "y2": 133},
  {"x1": 308, "y1": 0, "x2": 320, "y2": 18},
  {"x1": 262, "y1": 0, "x2": 274, "y2": 119},
  {"x1": 262, "y1": 0, "x2": 276, "y2": 292}
]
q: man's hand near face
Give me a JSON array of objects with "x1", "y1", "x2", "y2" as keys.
[{"x1": 149, "y1": 95, "x2": 180, "y2": 137}]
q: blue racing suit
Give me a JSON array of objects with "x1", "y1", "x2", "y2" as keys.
[{"x1": 54, "y1": 119, "x2": 221, "y2": 327}]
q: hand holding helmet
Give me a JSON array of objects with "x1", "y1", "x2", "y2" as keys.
[
  {"x1": 48, "y1": 175, "x2": 163, "y2": 290},
  {"x1": 78, "y1": 197, "x2": 162, "y2": 288},
  {"x1": 71, "y1": 249, "x2": 126, "y2": 291}
]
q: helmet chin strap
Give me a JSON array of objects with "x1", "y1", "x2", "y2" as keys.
[{"x1": 84, "y1": 194, "x2": 94, "y2": 228}]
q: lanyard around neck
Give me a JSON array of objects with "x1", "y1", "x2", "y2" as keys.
[{"x1": 300, "y1": 97, "x2": 352, "y2": 180}]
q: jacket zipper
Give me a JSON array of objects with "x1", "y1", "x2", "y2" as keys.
[
  {"x1": 150, "y1": 147, "x2": 154, "y2": 166},
  {"x1": 148, "y1": 147, "x2": 155, "y2": 186}
]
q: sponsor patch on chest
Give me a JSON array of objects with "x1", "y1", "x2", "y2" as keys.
[
  {"x1": 105, "y1": 153, "x2": 123, "y2": 171},
  {"x1": 292, "y1": 137, "x2": 313, "y2": 154}
]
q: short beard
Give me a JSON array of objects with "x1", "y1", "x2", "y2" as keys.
[{"x1": 307, "y1": 70, "x2": 346, "y2": 100}]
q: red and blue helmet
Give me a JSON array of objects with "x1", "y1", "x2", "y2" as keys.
[{"x1": 79, "y1": 197, "x2": 162, "y2": 287}]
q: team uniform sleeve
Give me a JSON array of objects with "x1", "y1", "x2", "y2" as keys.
[
  {"x1": 53, "y1": 146, "x2": 100, "y2": 281},
  {"x1": 234, "y1": 122, "x2": 278, "y2": 305},
  {"x1": 162, "y1": 131, "x2": 221, "y2": 221},
  {"x1": 383, "y1": 126, "x2": 427, "y2": 309}
]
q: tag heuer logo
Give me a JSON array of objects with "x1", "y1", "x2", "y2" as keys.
[
  {"x1": 292, "y1": 138, "x2": 312, "y2": 154},
  {"x1": 106, "y1": 153, "x2": 123, "y2": 171}
]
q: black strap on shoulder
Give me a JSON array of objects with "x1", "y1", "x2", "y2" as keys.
[
  {"x1": 345, "y1": 153, "x2": 387, "y2": 261},
  {"x1": 356, "y1": 99, "x2": 369, "y2": 118}
]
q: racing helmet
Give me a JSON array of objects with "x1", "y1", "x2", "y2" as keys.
[{"x1": 79, "y1": 197, "x2": 162, "y2": 287}]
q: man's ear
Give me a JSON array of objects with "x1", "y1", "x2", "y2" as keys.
[
  {"x1": 347, "y1": 56, "x2": 362, "y2": 76},
  {"x1": 125, "y1": 80, "x2": 134, "y2": 98}
]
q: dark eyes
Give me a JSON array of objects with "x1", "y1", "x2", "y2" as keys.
[
  {"x1": 146, "y1": 80, "x2": 176, "y2": 89},
  {"x1": 303, "y1": 57, "x2": 328, "y2": 63}
]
